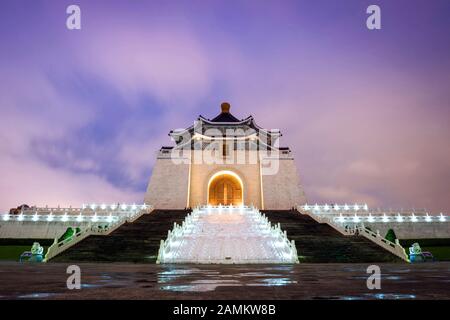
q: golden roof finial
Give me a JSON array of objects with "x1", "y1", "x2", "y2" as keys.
[{"x1": 221, "y1": 102, "x2": 230, "y2": 113}]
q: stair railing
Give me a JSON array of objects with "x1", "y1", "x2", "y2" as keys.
[
  {"x1": 298, "y1": 206, "x2": 409, "y2": 262},
  {"x1": 44, "y1": 206, "x2": 153, "y2": 262},
  {"x1": 355, "y1": 225, "x2": 409, "y2": 262}
]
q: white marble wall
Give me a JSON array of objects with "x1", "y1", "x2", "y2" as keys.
[
  {"x1": 261, "y1": 159, "x2": 307, "y2": 210},
  {"x1": 345, "y1": 221, "x2": 450, "y2": 239},
  {"x1": 0, "y1": 221, "x2": 95, "y2": 239},
  {"x1": 144, "y1": 149, "x2": 307, "y2": 210},
  {"x1": 144, "y1": 157, "x2": 190, "y2": 209}
]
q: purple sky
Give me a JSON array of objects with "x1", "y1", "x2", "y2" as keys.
[{"x1": 0, "y1": 0, "x2": 449, "y2": 212}]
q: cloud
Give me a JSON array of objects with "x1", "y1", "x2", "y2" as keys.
[
  {"x1": 76, "y1": 26, "x2": 212, "y2": 106},
  {"x1": 0, "y1": 154, "x2": 141, "y2": 211},
  {"x1": 0, "y1": 65, "x2": 143, "y2": 211},
  {"x1": 0, "y1": 0, "x2": 449, "y2": 214}
]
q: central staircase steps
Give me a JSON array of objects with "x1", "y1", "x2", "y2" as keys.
[
  {"x1": 51, "y1": 209, "x2": 189, "y2": 263},
  {"x1": 262, "y1": 210, "x2": 402, "y2": 263}
]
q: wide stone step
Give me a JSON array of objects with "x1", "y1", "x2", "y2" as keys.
[
  {"x1": 158, "y1": 206, "x2": 298, "y2": 264},
  {"x1": 51, "y1": 209, "x2": 189, "y2": 263},
  {"x1": 262, "y1": 210, "x2": 402, "y2": 263}
]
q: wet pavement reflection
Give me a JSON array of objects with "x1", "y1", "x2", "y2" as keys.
[{"x1": 0, "y1": 262, "x2": 449, "y2": 299}]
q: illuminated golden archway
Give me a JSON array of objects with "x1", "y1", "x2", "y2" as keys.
[{"x1": 207, "y1": 170, "x2": 243, "y2": 206}]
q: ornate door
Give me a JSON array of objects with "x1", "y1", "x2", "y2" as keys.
[{"x1": 208, "y1": 174, "x2": 242, "y2": 205}]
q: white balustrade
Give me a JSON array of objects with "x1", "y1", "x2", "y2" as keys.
[
  {"x1": 43, "y1": 205, "x2": 153, "y2": 262},
  {"x1": 300, "y1": 206, "x2": 410, "y2": 262},
  {"x1": 0, "y1": 203, "x2": 150, "y2": 224},
  {"x1": 299, "y1": 204, "x2": 448, "y2": 224}
]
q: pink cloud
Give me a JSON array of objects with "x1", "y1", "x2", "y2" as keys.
[
  {"x1": 76, "y1": 26, "x2": 212, "y2": 106},
  {"x1": 0, "y1": 154, "x2": 141, "y2": 212}
]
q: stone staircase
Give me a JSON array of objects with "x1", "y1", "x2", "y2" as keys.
[
  {"x1": 157, "y1": 206, "x2": 299, "y2": 264},
  {"x1": 262, "y1": 210, "x2": 402, "y2": 263},
  {"x1": 51, "y1": 209, "x2": 189, "y2": 263}
]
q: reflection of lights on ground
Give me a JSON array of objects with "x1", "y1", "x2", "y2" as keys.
[
  {"x1": 159, "y1": 277, "x2": 298, "y2": 292},
  {"x1": 365, "y1": 293, "x2": 416, "y2": 300},
  {"x1": 256, "y1": 278, "x2": 298, "y2": 286},
  {"x1": 18, "y1": 293, "x2": 56, "y2": 299},
  {"x1": 160, "y1": 280, "x2": 241, "y2": 292},
  {"x1": 157, "y1": 266, "x2": 297, "y2": 292},
  {"x1": 340, "y1": 296, "x2": 363, "y2": 300},
  {"x1": 81, "y1": 283, "x2": 102, "y2": 289}
]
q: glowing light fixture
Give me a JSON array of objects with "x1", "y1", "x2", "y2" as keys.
[
  {"x1": 100, "y1": 204, "x2": 106, "y2": 210},
  {"x1": 18, "y1": 214, "x2": 24, "y2": 221},
  {"x1": 121, "y1": 204, "x2": 127, "y2": 210},
  {"x1": 425, "y1": 214, "x2": 431, "y2": 222},
  {"x1": 344, "y1": 204, "x2": 350, "y2": 211},
  {"x1": 439, "y1": 213, "x2": 446, "y2": 222},
  {"x1": 368, "y1": 214, "x2": 375, "y2": 223},
  {"x1": 47, "y1": 214, "x2": 53, "y2": 222},
  {"x1": 62, "y1": 213, "x2": 68, "y2": 222},
  {"x1": 32, "y1": 213, "x2": 39, "y2": 222},
  {"x1": 382, "y1": 214, "x2": 389, "y2": 223},
  {"x1": 396, "y1": 214, "x2": 404, "y2": 223},
  {"x1": 110, "y1": 204, "x2": 117, "y2": 210},
  {"x1": 353, "y1": 214, "x2": 360, "y2": 223},
  {"x1": 354, "y1": 204, "x2": 359, "y2": 211},
  {"x1": 411, "y1": 214, "x2": 418, "y2": 222},
  {"x1": 92, "y1": 214, "x2": 98, "y2": 222},
  {"x1": 90, "y1": 203, "x2": 97, "y2": 210},
  {"x1": 3, "y1": 214, "x2": 10, "y2": 221}
]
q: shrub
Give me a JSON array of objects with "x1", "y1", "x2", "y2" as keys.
[
  {"x1": 385, "y1": 228, "x2": 397, "y2": 243},
  {"x1": 58, "y1": 228, "x2": 74, "y2": 242}
]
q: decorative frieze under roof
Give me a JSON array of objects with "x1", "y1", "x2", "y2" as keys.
[{"x1": 169, "y1": 103, "x2": 282, "y2": 149}]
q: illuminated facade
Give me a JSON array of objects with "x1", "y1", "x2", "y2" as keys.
[{"x1": 144, "y1": 103, "x2": 307, "y2": 209}]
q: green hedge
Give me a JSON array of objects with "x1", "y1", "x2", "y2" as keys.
[{"x1": 0, "y1": 245, "x2": 49, "y2": 261}]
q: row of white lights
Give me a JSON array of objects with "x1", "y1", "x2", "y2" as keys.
[
  {"x1": 81, "y1": 203, "x2": 147, "y2": 210},
  {"x1": 205, "y1": 204, "x2": 247, "y2": 209},
  {"x1": 335, "y1": 213, "x2": 447, "y2": 223},
  {"x1": 13, "y1": 203, "x2": 148, "y2": 214},
  {"x1": 2, "y1": 203, "x2": 149, "y2": 222},
  {"x1": 2, "y1": 212, "x2": 118, "y2": 223},
  {"x1": 303, "y1": 204, "x2": 369, "y2": 212}
]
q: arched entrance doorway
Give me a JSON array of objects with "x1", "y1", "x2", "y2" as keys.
[{"x1": 207, "y1": 171, "x2": 243, "y2": 206}]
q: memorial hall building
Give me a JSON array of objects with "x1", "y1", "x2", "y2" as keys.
[{"x1": 144, "y1": 103, "x2": 307, "y2": 210}]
